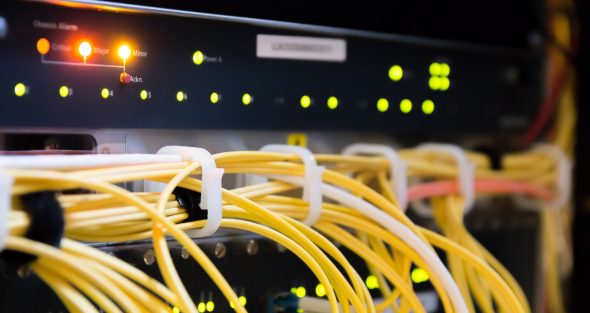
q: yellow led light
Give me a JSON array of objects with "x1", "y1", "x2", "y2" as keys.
[
  {"x1": 327, "y1": 96, "x2": 338, "y2": 110},
  {"x1": 429, "y1": 62, "x2": 441, "y2": 76},
  {"x1": 440, "y1": 77, "x2": 450, "y2": 91},
  {"x1": 193, "y1": 50, "x2": 204, "y2": 65},
  {"x1": 197, "y1": 302, "x2": 206, "y2": 313},
  {"x1": 300, "y1": 95, "x2": 311, "y2": 108},
  {"x1": 411, "y1": 268, "x2": 430, "y2": 284},
  {"x1": 295, "y1": 286, "x2": 306, "y2": 298},
  {"x1": 229, "y1": 301, "x2": 235, "y2": 309},
  {"x1": 101, "y1": 88, "x2": 110, "y2": 99},
  {"x1": 422, "y1": 99, "x2": 435, "y2": 114},
  {"x1": 440, "y1": 63, "x2": 451, "y2": 76},
  {"x1": 400, "y1": 99, "x2": 412, "y2": 113},
  {"x1": 14, "y1": 83, "x2": 26, "y2": 97},
  {"x1": 238, "y1": 296, "x2": 247, "y2": 306},
  {"x1": 376, "y1": 98, "x2": 389, "y2": 113},
  {"x1": 36, "y1": 38, "x2": 50, "y2": 55},
  {"x1": 242, "y1": 93, "x2": 252, "y2": 105},
  {"x1": 210, "y1": 92, "x2": 220, "y2": 104},
  {"x1": 118, "y1": 45, "x2": 131, "y2": 60},
  {"x1": 388, "y1": 65, "x2": 403, "y2": 81},
  {"x1": 172, "y1": 307, "x2": 180, "y2": 313},
  {"x1": 315, "y1": 284, "x2": 326, "y2": 297},
  {"x1": 140, "y1": 90, "x2": 149, "y2": 100},
  {"x1": 59, "y1": 85, "x2": 69, "y2": 98},
  {"x1": 206, "y1": 301, "x2": 214, "y2": 312},
  {"x1": 176, "y1": 91, "x2": 185, "y2": 102},
  {"x1": 290, "y1": 287, "x2": 297, "y2": 294},
  {"x1": 365, "y1": 275, "x2": 379, "y2": 290},
  {"x1": 78, "y1": 41, "x2": 92, "y2": 58},
  {"x1": 429, "y1": 76, "x2": 441, "y2": 90}
]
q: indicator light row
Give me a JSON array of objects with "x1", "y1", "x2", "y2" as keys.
[{"x1": 36, "y1": 37, "x2": 132, "y2": 62}]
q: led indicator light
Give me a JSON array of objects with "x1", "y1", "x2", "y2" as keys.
[
  {"x1": 118, "y1": 45, "x2": 131, "y2": 60},
  {"x1": 429, "y1": 62, "x2": 441, "y2": 76},
  {"x1": 422, "y1": 99, "x2": 435, "y2": 114},
  {"x1": 206, "y1": 301, "x2": 214, "y2": 312},
  {"x1": 300, "y1": 95, "x2": 311, "y2": 108},
  {"x1": 388, "y1": 65, "x2": 403, "y2": 81},
  {"x1": 59, "y1": 85, "x2": 70, "y2": 98},
  {"x1": 14, "y1": 83, "x2": 26, "y2": 97},
  {"x1": 440, "y1": 63, "x2": 451, "y2": 76},
  {"x1": 315, "y1": 284, "x2": 326, "y2": 297},
  {"x1": 101, "y1": 88, "x2": 110, "y2": 99},
  {"x1": 440, "y1": 77, "x2": 450, "y2": 91},
  {"x1": 242, "y1": 93, "x2": 252, "y2": 105},
  {"x1": 78, "y1": 41, "x2": 92, "y2": 59},
  {"x1": 327, "y1": 96, "x2": 338, "y2": 110},
  {"x1": 176, "y1": 91, "x2": 186, "y2": 102},
  {"x1": 295, "y1": 286, "x2": 306, "y2": 298},
  {"x1": 411, "y1": 268, "x2": 430, "y2": 284},
  {"x1": 429, "y1": 77, "x2": 441, "y2": 90},
  {"x1": 193, "y1": 50, "x2": 204, "y2": 65},
  {"x1": 366, "y1": 275, "x2": 379, "y2": 290},
  {"x1": 172, "y1": 307, "x2": 180, "y2": 313},
  {"x1": 238, "y1": 296, "x2": 247, "y2": 306},
  {"x1": 197, "y1": 302, "x2": 206, "y2": 313},
  {"x1": 376, "y1": 98, "x2": 389, "y2": 112},
  {"x1": 36, "y1": 38, "x2": 50, "y2": 55},
  {"x1": 210, "y1": 92, "x2": 220, "y2": 104},
  {"x1": 140, "y1": 90, "x2": 149, "y2": 100},
  {"x1": 400, "y1": 99, "x2": 412, "y2": 113},
  {"x1": 290, "y1": 287, "x2": 297, "y2": 294}
]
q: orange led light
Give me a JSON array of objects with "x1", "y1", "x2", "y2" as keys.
[
  {"x1": 36, "y1": 38, "x2": 50, "y2": 55},
  {"x1": 78, "y1": 41, "x2": 92, "y2": 58},
  {"x1": 118, "y1": 45, "x2": 131, "y2": 60}
]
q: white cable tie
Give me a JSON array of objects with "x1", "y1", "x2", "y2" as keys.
[
  {"x1": 342, "y1": 143, "x2": 408, "y2": 211},
  {"x1": 260, "y1": 144, "x2": 324, "y2": 226},
  {"x1": 0, "y1": 168, "x2": 13, "y2": 252},
  {"x1": 417, "y1": 143, "x2": 476, "y2": 216},
  {"x1": 534, "y1": 144, "x2": 572, "y2": 209},
  {"x1": 157, "y1": 146, "x2": 224, "y2": 237}
]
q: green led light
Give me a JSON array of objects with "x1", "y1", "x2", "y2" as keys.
[
  {"x1": 296, "y1": 286, "x2": 306, "y2": 298},
  {"x1": 440, "y1": 63, "x2": 451, "y2": 76},
  {"x1": 242, "y1": 93, "x2": 252, "y2": 105},
  {"x1": 59, "y1": 85, "x2": 70, "y2": 98},
  {"x1": 440, "y1": 77, "x2": 450, "y2": 91},
  {"x1": 422, "y1": 99, "x2": 435, "y2": 115},
  {"x1": 327, "y1": 96, "x2": 338, "y2": 110},
  {"x1": 411, "y1": 268, "x2": 430, "y2": 284},
  {"x1": 172, "y1": 307, "x2": 180, "y2": 313},
  {"x1": 428, "y1": 77, "x2": 441, "y2": 90},
  {"x1": 238, "y1": 296, "x2": 247, "y2": 306},
  {"x1": 388, "y1": 65, "x2": 403, "y2": 81},
  {"x1": 193, "y1": 50, "x2": 204, "y2": 65},
  {"x1": 210, "y1": 92, "x2": 220, "y2": 104},
  {"x1": 300, "y1": 95, "x2": 311, "y2": 108},
  {"x1": 206, "y1": 301, "x2": 214, "y2": 312},
  {"x1": 290, "y1": 287, "x2": 297, "y2": 294},
  {"x1": 197, "y1": 302, "x2": 206, "y2": 313},
  {"x1": 14, "y1": 83, "x2": 26, "y2": 97},
  {"x1": 400, "y1": 99, "x2": 412, "y2": 113},
  {"x1": 176, "y1": 91, "x2": 185, "y2": 102},
  {"x1": 140, "y1": 90, "x2": 149, "y2": 100},
  {"x1": 315, "y1": 284, "x2": 326, "y2": 297},
  {"x1": 429, "y1": 62, "x2": 441, "y2": 76},
  {"x1": 297, "y1": 310, "x2": 304, "y2": 313},
  {"x1": 376, "y1": 98, "x2": 389, "y2": 113},
  {"x1": 366, "y1": 275, "x2": 379, "y2": 290},
  {"x1": 101, "y1": 88, "x2": 110, "y2": 99},
  {"x1": 230, "y1": 301, "x2": 235, "y2": 309}
]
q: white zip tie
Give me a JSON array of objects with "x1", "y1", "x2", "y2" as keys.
[
  {"x1": 0, "y1": 168, "x2": 13, "y2": 252},
  {"x1": 417, "y1": 143, "x2": 476, "y2": 216},
  {"x1": 534, "y1": 144, "x2": 572, "y2": 209},
  {"x1": 260, "y1": 144, "x2": 325, "y2": 226},
  {"x1": 157, "y1": 146, "x2": 224, "y2": 237},
  {"x1": 342, "y1": 143, "x2": 409, "y2": 211}
]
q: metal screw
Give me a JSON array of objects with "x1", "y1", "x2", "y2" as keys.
[
  {"x1": 214, "y1": 243, "x2": 227, "y2": 259},
  {"x1": 143, "y1": 249, "x2": 155, "y2": 265},
  {"x1": 181, "y1": 247, "x2": 190, "y2": 259},
  {"x1": 246, "y1": 239, "x2": 258, "y2": 256}
]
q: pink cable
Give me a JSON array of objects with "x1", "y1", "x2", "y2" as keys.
[{"x1": 408, "y1": 179, "x2": 554, "y2": 202}]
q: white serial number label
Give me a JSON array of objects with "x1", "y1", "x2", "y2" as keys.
[{"x1": 256, "y1": 34, "x2": 346, "y2": 62}]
